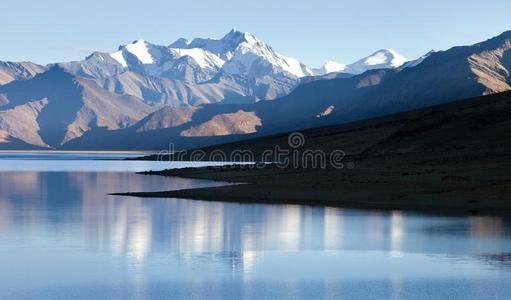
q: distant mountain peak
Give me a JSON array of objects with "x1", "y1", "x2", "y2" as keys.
[
  {"x1": 313, "y1": 61, "x2": 346, "y2": 75},
  {"x1": 221, "y1": 29, "x2": 258, "y2": 46},
  {"x1": 165, "y1": 30, "x2": 312, "y2": 78},
  {"x1": 363, "y1": 49, "x2": 407, "y2": 67},
  {"x1": 222, "y1": 28, "x2": 246, "y2": 40},
  {"x1": 104, "y1": 32, "x2": 414, "y2": 81},
  {"x1": 131, "y1": 39, "x2": 147, "y2": 45},
  {"x1": 344, "y1": 49, "x2": 408, "y2": 74},
  {"x1": 173, "y1": 29, "x2": 263, "y2": 60},
  {"x1": 311, "y1": 49, "x2": 409, "y2": 76},
  {"x1": 169, "y1": 37, "x2": 191, "y2": 48},
  {"x1": 122, "y1": 39, "x2": 156, "y2": 64},
  {"x1": 110, "y1": 39, "x2": 171, "y2": 69},
  {"x1": 108, "y1": 31, "x2": 415, "y2": 81},
  {"x1": 0, "y1": 60, "x2": 47, "y2": 85}
]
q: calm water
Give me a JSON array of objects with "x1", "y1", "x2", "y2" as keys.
[{"x1": 1, "y1": 153, "x2": 511, "y2": 299}]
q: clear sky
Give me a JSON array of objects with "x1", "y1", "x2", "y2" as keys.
[{"x1": 2, "y1": 0, "x2": 511, "y2": 67}]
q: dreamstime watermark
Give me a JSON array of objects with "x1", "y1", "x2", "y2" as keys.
[{"x1": 156, "y1": 132, "x2": 355, "y2": 169}]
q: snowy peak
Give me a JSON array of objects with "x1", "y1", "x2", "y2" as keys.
[
  {"x1": 168, "y1": 30, "x2": 312, "y2": 78},
  {"x1": 345, "y1": 49, "x2": 408, "y2": 74},
  {"x1": 221, "y1": 29, "x2": 263, "y2": 51},
  {"x1": 111, "y1": 39, "x2": 168, "y2": 67},
  {"x1": 221, "y1": 29, "x2": 258, "y2": 47},
  {"x1": 219, "y1": 30, "x2": 313, "y2": 78},
  {"x1": 313, "y1": 61, "x2": 347, "y2": 75},
  {"x1": 170, "y1": 48, "x2": 225, "y2": 69},
  {"x1": 124, "y1": 40, "x2": 156, "y2": 64},
  {"x1": 173, "y1": 29, "x2": 256, "y2": 59},
  {"x1": 364, "y1": 49, "x2": 407, "y2": 67},
  {"x1": 110, "y1": 50, "x2": 127, "y2": 67},
  {"x1": 169, "y1": 38, "x2": 191, "y2": 49},
  {"x1": 110, "y1": 37, "x2": 229, "y2": 80},
  {"x1": 108, "y1": 32, "x2": 412, "y2": 81},
  {"x1": 311, "y1": 49, "x2": 409, "y2": 76}
]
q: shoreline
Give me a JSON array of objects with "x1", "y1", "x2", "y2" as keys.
[
  {"x1": 112, "y1": 187, "x2": 510, "y2": 216},
  {"x1": 112, "y1": 159, "x2": 511, "y2": 216},
  {"x1": 113, "y1": 91, "x2": 511, "y2": 216}
]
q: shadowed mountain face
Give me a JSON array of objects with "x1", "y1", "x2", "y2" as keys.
[
  {"x1": 3, "y1": 31, "x2": 511, "y2": 150},
  {"x1": 4, "y1": 68, "x2": 85, "y2": 146},
  {"x1": 0, "y1": 67, "x2": 153, "y2": 148},
  {"x1": 168, "y1": 90, "x2": 511, "y2": 161},
  {"x1": 131, "y1": 90, "x2": 511, "y2": 215}
]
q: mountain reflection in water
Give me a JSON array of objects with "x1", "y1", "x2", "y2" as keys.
[{"x1": 1, "y1": 169, "x2": 511, "y2": 299}]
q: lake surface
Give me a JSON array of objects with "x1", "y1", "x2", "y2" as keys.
[{"x1": 1, "y1": 153, "x2": 511, "y2": 299}]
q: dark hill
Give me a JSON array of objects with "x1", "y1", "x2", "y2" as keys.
[{"x1": 121, "y1": 91, "x2": 511, "y2": 215}]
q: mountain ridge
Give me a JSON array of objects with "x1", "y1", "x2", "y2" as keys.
[
  {"x1": 57, "y1": 30, "x2": 511, "y2": 150},
  {"x1": 3, "y1": 30, "x2": 508, "y2": 150}
]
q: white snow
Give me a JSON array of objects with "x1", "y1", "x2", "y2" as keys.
[
  {"x1": 222, "y1": 49, "x2": 260, "y2": 74},
  {"x1": 312, "y1": 50, "x2": 409, "y2": 76},
  {"x1": 279, "y1": 55, "x2": 313, "y2": 77},
  {"x1": 365, "y1": 51, "x2": 390, "y2": 65},
  {"x1": 313, "y1": 61, "x2": 347, "y2": 75},
  {"x1": 107, "y1": 31, "x2": 410, "y2": 81},
  {"x1": 345, "y1": 49, "x2": 409, "y2": 74},
  {"x1": 175, "y1": 29, "x2": 313, "y2": 78},
  {"x1": 363, "y1": 49, "x2": 407, "y2": 67},
  {"x1": 220, "y1": 34, "x2": 313, "y2": 78},
  {"x1": 110, "y1": 51, "x2": 127, "y2": 67},
  {"x1": 171, "y1": 48, "x2": 225, "y2": 69},
  {"x1": 125, "y1": 40, "x2": 154, "y2": 64},
  {"x1": 323, "y1": 61, "x2": 346, "y2": 73},
  {"x1": 243, "y1": 32, "x2": 258, "y2": 45}
]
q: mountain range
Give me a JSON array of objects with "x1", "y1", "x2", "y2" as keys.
[{"x1": 1, "y1": 29, "x2": 510, "y2": 150}]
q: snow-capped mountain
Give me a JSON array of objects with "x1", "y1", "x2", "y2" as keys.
[
  {"x1": 312, "y1": 61, "x2": 347, "y2": 76},
  {"x1": 311, "y1": 49, "x2": 409, "y2": 76},
  {"x1": 343, "y1": 49, "x2": 408, "y2": 75},
  {"x1": 62, "y1": 30, "x2": 511, "y2": 150},
  {"x1": 54, "y1": 30, "x2": 325, "y2": 105},
  {"x1": 0, "y1": 29, "x2": 429, "y2": 149},
  {"x1": 57, "y1": 30, "x2": 413, "y2": 107},
  {"x1": 107, "y1": 30, "x2": 313, "y2": 81},
  {"x1": 207, "y1": 30, "x2": 313, "y2": 78}
]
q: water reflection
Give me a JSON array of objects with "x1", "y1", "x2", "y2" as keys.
[
  {"x1": 0, "y1": 172, "x2": 511, "y2": 260},
  {"x1": 1, "y1": 171, "x2": 511, "y2": 259},
  {"x1": 1, "y1": 170, "x2": 511, "y2": 298}
]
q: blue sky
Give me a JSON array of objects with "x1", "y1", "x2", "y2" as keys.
[{"x1": 2, "y1": 0, "x2": 511, "y2": 67}]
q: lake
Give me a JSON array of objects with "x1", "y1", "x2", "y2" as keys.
[{"x1": 0, "y1": 152, "x2": 511, "y2": 299}]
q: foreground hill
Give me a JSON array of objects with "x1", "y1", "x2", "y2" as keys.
[
  {"x1": 119, "y1": 91, "x2": 511, "y2": 215},
  {"x1": 65, "y1": 30, "x2": 511, "y2": 150}
]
